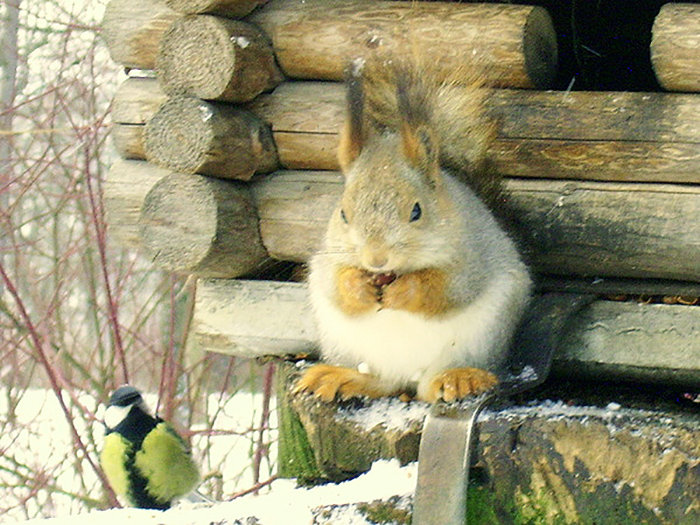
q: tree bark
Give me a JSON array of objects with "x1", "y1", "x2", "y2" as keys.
[{"x1": 276, "y1": 361, "x2": 700, "y2": 524}]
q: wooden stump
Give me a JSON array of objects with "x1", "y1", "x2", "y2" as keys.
[
  {"x1": 249, "y1": 0, "x2": 558, "y2": 89},
  {"x1": 251, "y1": 171, "x2": 700, "y2": 282},
  {"x1": 144, "y1": 95, "x2": 278, "y2": 179},
  {"x1": 156, "y1": 15, "x2": 282, "y2": 102},
  {"x1": 139, "y1": 173, "x2": 269, "y2": 277},
  {"x1": 103, "y1": 159, "x2": 172, "y2": 247},
  {"x1": 651, "y1": 3, "x2": 700, "y2": 92},
  {"x1": 278, "y1": 360, "x2": 700, "y2": 523},
  {"x1": 101, "y1": 0, "x2": 179, "y2": 70},
  {"x1": 165, "y1": 0, "x2": 266, "y2": 18}
]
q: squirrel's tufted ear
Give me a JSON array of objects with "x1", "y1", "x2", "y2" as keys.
[
  {"x1": 400, "y1": 122, "x2": 440, "y2": 183},
  {"x1": 395, "y1": 72, "x2": 440, "y2": 184},
  {"x1": 338, "y1": 69, "x2": 365, "y2": 173}
]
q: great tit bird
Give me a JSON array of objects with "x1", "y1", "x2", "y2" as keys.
[{"x1": 100, "y1": 385, "x2": 200, "y2": 510}]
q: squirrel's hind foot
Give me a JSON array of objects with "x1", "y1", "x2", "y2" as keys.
[
  {"x1": 293, "y1": 364, "x2": 388, "y2": 402},
  {"x1": 423, "y1": 367, "x2": 498, "y2": 402}
]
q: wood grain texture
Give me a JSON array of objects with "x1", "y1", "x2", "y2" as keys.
[
  {"x1": 103, "y1": 159, "x2": 172, "y2": 247},
  {"x1": 139, "y1": 172, "x2": 269, "y2": 277},
  {"x1": 191, "y1": 279, "x2": 700, "y2": 388},
  {"x1": 112, "y1": 124, "x2": 146, "y2": 159},
  {"x1": 651, "y1": 3, "x2": 700, "y2": 92},
  {"x1": 247, "y1": 82, "x2": 700, "y2": 183},
  {"x1": 248, "y1": 0, "x2": 557, "y2": 89},
  {"x1": 165, "y1": 0, "x2": 266, "y2": 17},
  {"x1": 144, "y1": 95, "x2": 278, "y2": 179},
  {"x1": 250, "y1": 170, "x2": 700, "y2": 282},
  {"x1": 112, "y1": 77, "x2": 168, "y2": 124},
  {"x1": 156, "y1": 15, "x2": 282, "y2": 102},
  {"x1": 101, "y1": 0, "x2": 179, "y2": 70}
]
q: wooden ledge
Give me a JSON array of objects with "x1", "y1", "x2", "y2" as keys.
[{"x1": 277, "y1": 362, "x2": 700, "y2": 523}]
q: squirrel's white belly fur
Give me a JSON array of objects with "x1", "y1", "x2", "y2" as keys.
[{"x1": 310, "y1": 271, "x2": 527, "y2": 396}]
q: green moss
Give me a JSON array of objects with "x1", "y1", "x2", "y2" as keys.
[
  {"x1": 276, "y1": 370, "x2": 323, "y2": 482},
  {"x1": 357, "y1": 499, "x2": 411, "y2": 524}
]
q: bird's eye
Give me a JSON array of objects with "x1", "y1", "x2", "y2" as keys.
[
  {"x1": 410, "y1": 202, "x2": 422, "y2": 222},
  {"x1": 340, "y1": 209, "x2": 348, "y2": 224}
]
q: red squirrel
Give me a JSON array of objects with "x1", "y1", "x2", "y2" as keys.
[{"x1": 296, "y1": 56, "x2": 532, "y2": 402}]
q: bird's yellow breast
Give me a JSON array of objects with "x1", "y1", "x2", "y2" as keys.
[
  {"x1": 134, "y1": 422, "x2": 200, "y2": 502},
  {"x1": 100, "y1": 433, "x2": 132, "y2": 499}
]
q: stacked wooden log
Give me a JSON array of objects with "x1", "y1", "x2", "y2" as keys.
[
  {"x1": 102, "y1": 0, "x2": 699, "y2": 385},
  {"x1": 101, "y1": 1, "x2": 699, "y2": 519}
]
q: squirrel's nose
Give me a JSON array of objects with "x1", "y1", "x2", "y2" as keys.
[{"x1": 361, "y1": 244, "x2": 389, "y2": 271}]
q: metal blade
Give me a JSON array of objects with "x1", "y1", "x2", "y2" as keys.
[
  {"x1": 412, "y1": 293, "x2": 593, "y2": 524},
  {"x1": 413, "y1": 395, "x2": 492, "y2": 525}
]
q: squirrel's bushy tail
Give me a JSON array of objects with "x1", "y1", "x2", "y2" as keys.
[{"x1": 348, "y1": 54, "x2": 501, "y2": 204}]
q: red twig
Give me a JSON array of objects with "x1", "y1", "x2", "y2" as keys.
[
  {"x1": 229, "y1": 475, "x2": 279, "y2": 501},
  {"x1": 0, "y1": 263, "x2": 120, "y2": 507},
  {"x1": 252, "y1": 362, "x2": 275, "y2": 486}
]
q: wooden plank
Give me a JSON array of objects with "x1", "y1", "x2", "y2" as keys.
[
  {"x1": 250, "y1": 171, "x2": 700, "y2": 282},
  {"x1": 248, "y1": 0, "x2": 557, "y2": 89},
  {"x1": 191, "y1": 279, "x2": 700, "y2": 387},
  {"x1": 111, "y1": 77, "x2": 167, "y2": 125},
  {"x1": 190, "y1": 279, "x2": 316, "y2": 357},
  {"x1": 247, "y1": 82, "x2": 700, "y2": 183}
]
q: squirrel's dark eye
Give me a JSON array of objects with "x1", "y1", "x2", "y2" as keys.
[
  {"x1": 410, "y1": 202, "x2": 422, "y2": 222},
  {"x1": 340, "y1": 209, "x2": 348, "y2": 224}
]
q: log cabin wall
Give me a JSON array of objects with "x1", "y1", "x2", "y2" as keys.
[
  {"x1": 102, "y1": 0, "x2": 699, "y2": 360},
  {"x1": 101, "y1": 1, "x2": 699, "y2": 520}
]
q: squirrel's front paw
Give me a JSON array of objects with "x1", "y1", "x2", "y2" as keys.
[
  {"x1": 335, "y1": 266, "x2": 380, "y2": 315},
  {"x1": 423, "y1": 367, "x2": 498, "y2": 402},
  {"x1": 381, "y1": 269, "x2": 450, "y2": 317},
  {"x1": 293, "y1": 364, "x2": 386, "y2": 402}
]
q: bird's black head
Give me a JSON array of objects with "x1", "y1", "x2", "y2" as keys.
[
  {"x1": 109, "y1": 385, "x2": 143, "y2": 408},
  {"x1": 105, "y1": 385, "x2": 152, "y2": 432}
]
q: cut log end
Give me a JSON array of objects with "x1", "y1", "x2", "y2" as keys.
[
  {"x1": 144, "y1": 96, "x2": 278, "y2": 179},
  {"x1": 139, "y1": 173, "x2": 269, "y2": 277},
  {"x1": 156, "y1": 15, "x2": 282, "y2": 102},
  {"x1": 651, "y1": 3, "x2": 700, "y2": 92},
  {"x1": 523, "y1": 6, "x2": 558, "y2": 89},
  {"x1": 165, "y1": 0, "x2": 265, "y2": 18}
]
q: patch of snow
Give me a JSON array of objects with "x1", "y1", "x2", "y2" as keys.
[
  {"x1": 18, "y1": 460, "x2": 417, "y2": 525},
  {"x1": 338, "y1": 398, "x2": 429, "y2": 432}
]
